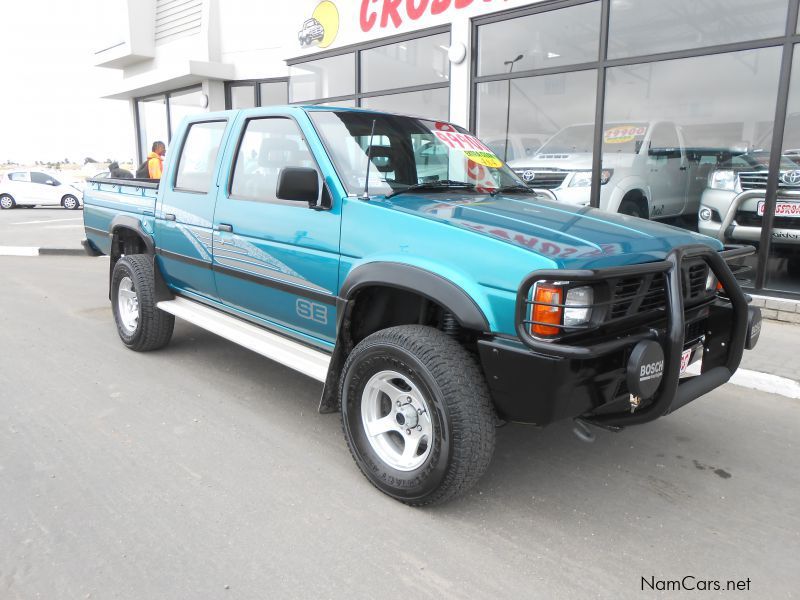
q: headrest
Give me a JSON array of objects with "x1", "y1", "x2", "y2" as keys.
[
  {"x1": 259, "y1": 137, "x2": 301, "y2": 167},
  {"x1": 367, "y1": 146, "x2": 394, "y2": 173}
]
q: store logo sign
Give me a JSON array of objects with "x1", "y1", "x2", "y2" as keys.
[
  {"x1": 299, "y1": 1, "x2": 339, "y2": 48},
  {"x1": 781, "y1": 170, "x2": 800, "y2": 185}
]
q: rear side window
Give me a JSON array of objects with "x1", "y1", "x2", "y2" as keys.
[
  {"x1": 31, "y1": 172, "x2": 60, "y2": 185},
  {"x1": 174, "y1": 120, "x2": 227, "y2": 193},
  {"x1": 230, "y1": 117, "x2": 316, "y2": 203},
  {"x1": 8, "y1": 172, "x2": 30, "y2": 182}
]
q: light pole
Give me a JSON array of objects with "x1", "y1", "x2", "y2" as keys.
[{"x1": 503, "y1": 54, "x2": 523, "y2": 163}]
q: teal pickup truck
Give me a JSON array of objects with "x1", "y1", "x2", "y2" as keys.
[{"x1": 83, "y1": 107, "x2": 762, "y2": 505}]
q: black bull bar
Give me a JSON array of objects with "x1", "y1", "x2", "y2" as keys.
[{"x1": 514, "y1": 245, "x2": 756, "y2": 428}]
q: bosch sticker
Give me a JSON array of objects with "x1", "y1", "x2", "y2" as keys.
[{"x1": 604, "y1": 125, "x2": 647, "y2": 144}]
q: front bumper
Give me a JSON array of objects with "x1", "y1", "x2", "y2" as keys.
[
  {"x1": 478, "y1": 245, "x2": 758, "y2": 428},
  {"x1": 700, "y1": 189, "x2": 800, "y2": 246}
]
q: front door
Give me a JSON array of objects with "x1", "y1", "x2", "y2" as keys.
[
  {"x1": 212, "y1": 115, "x2": 340, "y2": 347},
  {"x1": 154, "y1": 119, "x2": 230, "y2": 301}
]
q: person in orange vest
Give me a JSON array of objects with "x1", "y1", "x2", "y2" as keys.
[{"x1": 147, "y1": 141, "x2": 166, "y2": 179}]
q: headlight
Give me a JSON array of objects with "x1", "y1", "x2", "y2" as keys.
[
  {"x1": 708, "y1": 170, "x2": 737, "y2": 191},
  {"x1": 564, "y1": 286, "x2": 594, "y2": 327},
  {"x1": 568, "y1": 170, "x2": 613, "y2": 187}
]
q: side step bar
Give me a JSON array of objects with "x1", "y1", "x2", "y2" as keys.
[{"x1": 156, "y1": 296, "x2": 331, "y2": 382}]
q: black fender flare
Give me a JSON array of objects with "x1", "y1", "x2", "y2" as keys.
[
  {"x1": 318, "y1": 262, "x2": 490, "y2": 413},
  {"x1": 109, "y1": 215, "x2": 155, "y2": 255}
]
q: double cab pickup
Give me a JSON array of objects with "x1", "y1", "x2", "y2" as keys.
[{"x1": 83, "y1": 106, "x2": 761, "y2": 505}]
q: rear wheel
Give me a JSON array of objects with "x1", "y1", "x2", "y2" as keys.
[
  {"x1": 340, "y1": 325, "x2": 496, "y2": 506},
  {"x1": 111, "y1": 255, "x2": 174, "y2": 351},
  {"x1": 62, "y1": 195, "x2": 79, "y2": 210},
  {"x1": 0, "y1": 194, "x2": 15, "y2": 209}
]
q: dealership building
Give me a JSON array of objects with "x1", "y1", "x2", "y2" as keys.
[{"x1": 95, "y1": 0, "x2": 800, "y2": 303}]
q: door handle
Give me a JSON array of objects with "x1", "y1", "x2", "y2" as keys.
[
  {"x1": 165, "y1": 213, "x2": 176, "y2": 221},
  {"x1": 679, "y1": 166, "x2": 688, "y2": 171},
  {"x1": 216, "y1": 223, "x2": 233, "y2": 232}
]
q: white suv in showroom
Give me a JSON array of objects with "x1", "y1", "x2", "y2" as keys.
[{"x1": 0, "y1": 170, "x2": 82, "y2": 209}]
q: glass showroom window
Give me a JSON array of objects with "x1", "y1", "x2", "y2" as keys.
[
  {"x1": 230, "y1": 84, "x2": 256, "y2": 109},
  {"x1": 475, "y1": 70, "x2": 597, "y2": 181},
  {"x1": 604, "y1": 48, "x2": 782, "y2": 288},
  {"x1": 361, "y1": 88, "x2": 449, "y2": 121},
  {"x1": 169, "y1": 88, "x2": 206, "y2": 137},
  {"x1": 227, "y1": 81, "x2": 289, "y2": 109},
  {"x1": 137, "y1": 95, "x2": 168, "y2": 163},
  {"x1": 607, "y1": 0, "x2": 789, "y2": 60},
  {"x1": 767, "y1": 44, "x2": 800, "y2": 294},
  {"x1": 360, "y1": 33, "x2": 450, "y2": 93},
  {"x1": 289, "y1": 54, "x2": 355, "y2": 103},
  {"x1": 476, "y1": 1, "x2": 600, "y2": 76}
]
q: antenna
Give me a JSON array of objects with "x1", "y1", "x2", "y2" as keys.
[{"x1": 361, "y1": 119, "x2": 377, "y2": 201}]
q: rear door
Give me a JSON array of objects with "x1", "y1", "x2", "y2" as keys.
[
  {"x1": 154, "y1": 118, "x2": 230, "y2": 301},
  {"x1": 647, "y1": 123, "x2": 688, "y2": 217},
  {"x1": 5, "y1": 171, "x2": 33, "y2": 203},
  {"x1": 211, "y1": 114, "x2": 341, "y2": 346}
]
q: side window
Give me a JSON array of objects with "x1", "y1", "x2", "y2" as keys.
[
  {"x1": 174, "y1": 120, "x2": 227, "y2": 193},
  {"x1": 230, "y1": 117, "x2": 316, "y2": 202},
  {"x1": 31, "y1": 172, "x2": 60, "y2": 185},
  {"x1": 650, "y1": 123, "x2": 681, "y2": 154},
  {"x1": 9, "y1": 172, "x2": 31, "y2": 182}
]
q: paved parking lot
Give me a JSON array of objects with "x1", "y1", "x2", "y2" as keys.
[
  {"x1": 1, "y1": 254, "x2": 798, "y2": 599},
  {"x1": 0, "y1": 207, "x2": 84, "y2": 251}
]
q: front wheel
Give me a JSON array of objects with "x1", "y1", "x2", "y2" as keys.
[
  {"x1": 62, "y1": 195, "x2": 80, "y2": 210},
  {"x1": 111, "y1": 255, "x2": 174, "y2": 351},
  {"x1": 340, "y1": 325, "x2": 496, "y2": 506},
  {"x1": 0, "y1": 194, "x2": 15, "y2": 209}
]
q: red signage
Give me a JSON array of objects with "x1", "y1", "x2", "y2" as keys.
[{"x1": 360, "y1": 0, "x2": 497, "y2": 32}]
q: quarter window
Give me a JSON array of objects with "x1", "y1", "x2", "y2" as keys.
[
  {"x1": 8, "y1": 172, "x2": 30, "y2": 182},
  {"x1": 230, "y1": 118, "x2": 316, "y2": 202},
  {"x1": 174, "y1": 121, "x2": 228, "y2": 193}
]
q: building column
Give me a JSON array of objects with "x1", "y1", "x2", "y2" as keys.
[{"x1": 449, "y1": 15, "x2": 472, "y2": 130}]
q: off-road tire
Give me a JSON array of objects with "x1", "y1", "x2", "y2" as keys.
[
  {"x1": 340, "y1": 325, "x2": 496, "y2": 506},
  {"x1": 0, "y1": 194, "x2": 15, "y2": 209},
  {"x1": 111, "y1": 254, "x2": 174, "y2": 352}
]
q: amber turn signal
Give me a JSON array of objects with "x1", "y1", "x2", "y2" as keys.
[{"x1": 531, "y1": 283, "x2": 563, "y2": 336}]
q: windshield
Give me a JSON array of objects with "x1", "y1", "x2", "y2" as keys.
[
  {"x1": 307, "y1": 110, "x2": 527, "y2": 196},
  {"x1": 536, "y1": 123, "x2": 649, "y2": 155}
]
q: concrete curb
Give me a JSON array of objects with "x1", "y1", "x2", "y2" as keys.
[
  {"x1": 0, "y1": 246, "x2": 88, "y2": 257},
  {"x1": 750, "y1": 294, "x2": 800, "y2": 325}
]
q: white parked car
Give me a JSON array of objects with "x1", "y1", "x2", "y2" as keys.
[{"x1": 0, "y1": 170, "x2": 83, "y2": 209}]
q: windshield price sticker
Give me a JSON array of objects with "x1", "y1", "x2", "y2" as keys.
[
  {"x1": 604, "y1": 125, "x2": 647, "y2": 144},
  {"x1": 758, "y1": 200, "x2": 800, "y2": 217},
  {"x1": 434, "y1": 131, "x2": 504, "y2": 168}
]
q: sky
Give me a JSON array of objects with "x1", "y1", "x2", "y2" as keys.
[{"x1": 0, "y1": 1, "x2": 133, "y2": 164}]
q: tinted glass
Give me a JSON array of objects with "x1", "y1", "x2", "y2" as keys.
[
  {"x1": 230, "y1": 118, "x2": 316, "y2": 202},
  {"x1": 475, "y1": 69, "x2": 597, "y2": 172},
  {"x1": 169, "y1": 88, "x2": 206, "y2": 136},
  {"x1": 604, "y1": 48, "x2": 782, "y2": 293},
  {"x1": 230, "y1": 84, "x2": 256, "y2": 109},
  {"x1": 259, "y1": 81, "x2": 288, "y2": 106},
  {"x1": 360, "y1": 88, "x2": 449, "y2": 122},
  {"x1": 137, "y1": 96, "x2": 168, "y2": 163},
  {"x1": 361, "y1": 33, "x2": 450, "y2": 93},
  {"x1": 289, "y1": 54, "x2": 355, "y2": 102},
  {"x1": 30, "y1": 172, "x2": 58, "y2": 185},
  {"x1": 477, "y1": 2, "x2": 600, "y2": 76},
  {"x1": 174, "y1": 121, "x2": 227, "y2": 193},
  {"x1": 609, "y1": 0, "x2": 789, "y2": 59},
  {"x1": 8, "y1": 172, "x2": 29, "y2": 182},
  {"x1": 767, "y1": 44, "x2": 800, "y2": 293}
]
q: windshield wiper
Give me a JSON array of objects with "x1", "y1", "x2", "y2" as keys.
[
  {"x1": 385, "y1": 180, "x2": 476, "y2": 199},
  {"x1": 490, "y1": 184, "x2": 534, "y2": 196}
]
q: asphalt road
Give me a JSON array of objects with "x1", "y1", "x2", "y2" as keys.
[
  {"x1": 0, "y1": 207, "x2": 84, "y2": 250},
  {"x1": 1, "y1": 256, "x2": 798, "y2": 599}
]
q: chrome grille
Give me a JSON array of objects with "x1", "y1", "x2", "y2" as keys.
[
  {"x1": 514, "y1": 170, "x2": 569, "y2": 189},
  {"x1": 738, "y1": 171, "x2": 800, "y2": 190}
]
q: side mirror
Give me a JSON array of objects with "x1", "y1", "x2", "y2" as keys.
[{"x1": 276, "y1": 167, "x2": 321, "y2": 207}]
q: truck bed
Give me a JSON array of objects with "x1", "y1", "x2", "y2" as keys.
[{"x1": 83, "y1": 178, "x2": 159, "y2": 256}]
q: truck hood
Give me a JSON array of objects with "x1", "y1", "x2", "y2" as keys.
[{"x1": 374, "y1": 192, "x2": 721, "y2": 269}]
